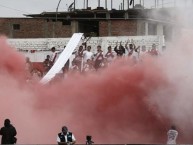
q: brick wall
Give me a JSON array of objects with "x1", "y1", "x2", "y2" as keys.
[
  {"x1": 99, "y1": 21, "x2": 109, "y2": 36},
  {"x1": 0, "y1": 18, "x2": 72, "y2": 38},
  {"x1": 0, "y1": 18, "x2": 138, "y2": 38},
  {"x1": 99, "y1": 20, "x2": 137, "y2": 36},
  {"x1": 54, "y1": 22, "x2": 72, "y2": 38},
  {"x1": 0, "y1": 19, "x2": 10, "y2": 37},
  {"x1": 111, "y1": 20, "x2": 137, "y2": 36}
]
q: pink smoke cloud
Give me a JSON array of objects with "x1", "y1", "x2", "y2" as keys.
[{"x1": 0, "y1": 32, "x2": 193, "y2": 144}]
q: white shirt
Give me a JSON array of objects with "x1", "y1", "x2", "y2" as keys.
[
  {"x1": 50, "y1": 52, "x2": 58, "y2": 62},
  {"x1": 105, "y1": 51, "x2": 116, "y2": 61},
  {"x1": 83, "y1": 51, "x2": 93, "y2": 62},
  {"x1": 139, "y1": 51, "x2": 147, "y2": 57},
  {"x1": 57, "y1": 132, "x2": 76, "y2": 143},
  {"x1": 167, "y1": 129, "x2": 178, "y2": 144},
  {"x1": 132, "y1": 50, "x2": 139, "y2": 59},
  {"x1": 139, "y1": 51, "x2": 148, "y2": 61}
]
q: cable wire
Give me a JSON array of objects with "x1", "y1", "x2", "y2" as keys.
[{"x1": 0, "y1": 3, "x2": 30, "y2": 14}]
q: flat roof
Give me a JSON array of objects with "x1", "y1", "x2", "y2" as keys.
[{"x1": 25, "y1": 8, "x2": 176, "y2": 24}]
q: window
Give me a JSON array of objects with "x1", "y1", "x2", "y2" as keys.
[
  {"x1": 62, "y1": 21, "x2": 71, "y2": 26},
  {"x1": 13, "y1": 24, "x2": 20, "y2": 30}
]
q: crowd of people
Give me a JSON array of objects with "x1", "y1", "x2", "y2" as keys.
[
  {"x1": 45, "y1": 42, "x2": 161, "y2": 75},
  {"x1": 0, "y1": 118, "x2": 178, "y2": 144},
  {"x1": 70, "y1": 42, "x2": 160, "y2": 74},
  {"x1": 24, "y1": 41, "x2": 163, "y2": 81}
]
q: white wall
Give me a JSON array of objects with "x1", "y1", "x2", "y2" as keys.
[{"x1": 8, "y1": 35, "x2": 165, "y2": 62}]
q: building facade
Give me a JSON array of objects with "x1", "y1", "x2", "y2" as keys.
[
  {"x1": 0, "y1": 18, "x2": 72, "y2": 38},
  {"x1": 0, "y1": 8, "x2": 175, "y2": 40}
]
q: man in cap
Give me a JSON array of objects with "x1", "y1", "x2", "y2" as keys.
[{"x1": 57, "y1": 126, "x2": 76, "y2": 145}]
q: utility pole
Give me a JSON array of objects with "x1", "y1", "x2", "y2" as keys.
[
  {"x1": 155, "y1": 0, "x2": 157, "y2": 8},
  {"x1": 54, "y1": 0, "x2": 62, "y2": 38},
  {"x1": 123, "y1": 0, "x2": 125, "y2": 10},
  {"x1": 86, "y1": 0, "x2": 88, "y2": 8},
  {"x1": 142, "y1": 0, "x2": 144, "y2": 8},
  {"x1": 74, "y1": 0, "x2": 76, "y2": 10},
  {"x1": 56, "y1": 0, "x2": 62, "y2": 22},
  {"x1": 162, "y1": 0, "x2": 164, "y2": 8},
  {"x1": 105, "y1": 0, "x2": 107, "y2": 9},
  {"x1": 111, "y1": 0, "x2": 113, "y2": 9}
]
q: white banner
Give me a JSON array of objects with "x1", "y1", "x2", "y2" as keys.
[{"x1": 40, "y1": 33, "x2": 83, "y2": 84}]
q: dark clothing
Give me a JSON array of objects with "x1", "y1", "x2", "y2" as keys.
[
  {"x1": 58, "y1": 132, "x2": 73, "y2": 143},
  {"x1": 63, "y1": 59, "x2": 70, "y2": 72},
  {"x1": 0, "y1": 124, "x2": 17, "y2": 144},
  {"x1": 114, "y1": 45, "x2": 125, "y2": 56},
  {"x1": 94, "y1": 60, "x2": 103, "y2": 69},
  {"x1": 86, "y1": 140, "x2": 94, "y2": 145},
  {"x1": 94, "y1": 52, "x2": 104, "y2": 70},
  {"x1": 43, "y1": 59, "x2": 52, "y2": 72}
]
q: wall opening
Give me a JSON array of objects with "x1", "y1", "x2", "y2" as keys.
[{"x1": 78, "y1": 21, "x2": 99, "y2": 37}]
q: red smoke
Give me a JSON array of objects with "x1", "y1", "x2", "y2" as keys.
[
  {"x1": 0, "y1": 37, "x2": 26, "y2": 78},
  {"x1": 0, "y1": 36, "x2": 192, "y2": 144},
  {"x1": 35, "y1": 59, "x2": 170, "y2": 144}
]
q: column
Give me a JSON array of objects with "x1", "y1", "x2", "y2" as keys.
[
  {"x1": 145, "y1": 21, "x2": 148, "y2": 35},
  {"x1": 157, "y1": 23, "x2": 163, "y2": 35}
]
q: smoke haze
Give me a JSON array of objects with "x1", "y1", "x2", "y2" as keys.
[
  {"x1": 1, "y1": 7, "x2": 193, "y2": 143},
  {"x1": 0, "y1": 36, "x2": 192, "y2": 144}
]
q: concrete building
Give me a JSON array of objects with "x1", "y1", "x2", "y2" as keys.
[{"x1": 0, "y1": 7, "x2": 175, "y2": 41}]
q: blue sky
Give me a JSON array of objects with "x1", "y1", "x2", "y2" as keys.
[{"x1": 0, "y1": 0, "x2": 192, "y2": 17}]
